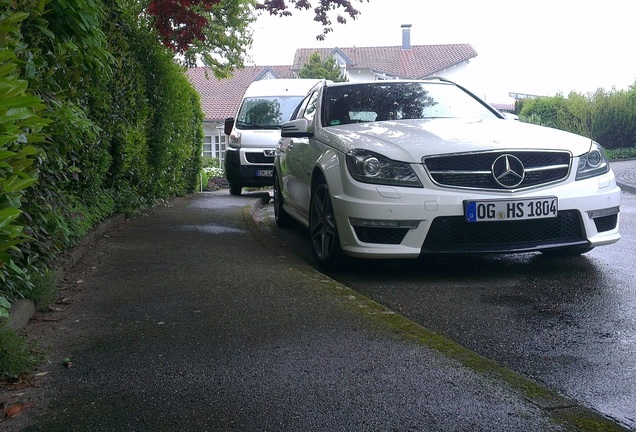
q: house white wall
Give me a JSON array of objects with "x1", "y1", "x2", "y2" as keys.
[
  {"x1": 343, "y1": 61, "x2": 474, "y2": 84},
  {"x1": 345, "y1": 69, "x2": 398, "y2": 81},
  {"x1": 427, "y1": 62, "x2": 474, "y2": 84}
]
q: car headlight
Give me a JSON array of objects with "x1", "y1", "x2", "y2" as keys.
[
  {"x1": 346, "y1": 149, "x2": 423, "y2": 188},
  {"x1": 227, "y1": 132, "x2": 241, "y2": 148},
  {"x1": 576, "y1": 142, "x2": 610, "y2": 180}
]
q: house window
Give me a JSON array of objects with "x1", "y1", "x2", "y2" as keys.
[
  {"x1": 202, "y1": 134, "x2": 226, "y2": 161},
  {"x1": 215, "y1": 133, "x2": 226, "y2": 158},
  {"x1": 203, "y1": 136, "x2": 213, "y2": 157}
]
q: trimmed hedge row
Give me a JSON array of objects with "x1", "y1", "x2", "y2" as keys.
[
  {"x1": 0, "y1": 0, "x2": 203, "y2": 316},
  {"x1": 517, "y1": 85, "x2": 636, "y2": 150}
]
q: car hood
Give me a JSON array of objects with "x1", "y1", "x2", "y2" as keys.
[{"x1": 324, "y1": 118, "x2": 595, "y2": 162}]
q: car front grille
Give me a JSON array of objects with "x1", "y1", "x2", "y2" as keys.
[
  {"x1": 245, "y1": 152, "x2": 274, "y2": 164},
  {"x1": 422, "y1": 210, "x2": 586, "y2": 253},
  {"x1": 423, "y1": 151, "x2": 571, "y2": 191}
]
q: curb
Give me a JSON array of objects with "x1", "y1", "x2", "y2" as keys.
[
  {"x1": 617, "y1": 180, "x2": 636, "y2": 195},
  {"x1": 6, "y1": 299, "x2": 35, "y2": 331}
]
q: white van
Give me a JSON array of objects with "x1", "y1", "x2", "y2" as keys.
[{"x1": 224, "y1": 79, "x2": 321, "y2": 195}]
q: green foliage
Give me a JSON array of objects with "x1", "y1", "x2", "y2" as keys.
[
  {"x1": 201, "y1": 156, "x2": 224, "y2": 190},
  {"x1": 181, "y1": 0, "x2": 255, "y2": 79},
  {"x1": 26, "y1": 268, "x2": 56, "y2": 311},
  {"x1": 518, "y1": 82, "x2": 636, "y2": 151},
  {"x1": 1, "y1": 0, "x2": 204, "y2": 326},
  {"x1": 607, "y1": 147, "x2": 636, "y2": 160},
  {"x1": 136, "y1": 32, "x2": 204, "y2": 198},
  {"x1": 202, "y1": 156, "x2": 221, "y2": 169},
  {"x1": 299, "y1": 52, "x2": 348, "y2": 82},
  {"x1": 0, "y1": 322, "x2": 36, "y2": 378},
  {"x1": 0, "y1": 297, "x2": 9, "y2": 319},
  {"x1": 0, "y1": 1, "x2": 50, "y2": 315},
  {"x1": 589, "y1": 88, "x2": 636, "y2": 150},
  {"x1": 518, "y1": 95, "x2": 566, "y2": 128}
]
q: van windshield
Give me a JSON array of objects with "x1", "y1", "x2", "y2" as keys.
[{"x1": 235, "y1": 96, "x2": 304, "y2": 129}]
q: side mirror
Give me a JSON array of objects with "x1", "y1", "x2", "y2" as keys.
[
  {"x1": 281, "y1": 118, "x2": 312, "y2": 138},
  {"x1": 224, "y1": 118, "x2": 234, "y2": 135}
]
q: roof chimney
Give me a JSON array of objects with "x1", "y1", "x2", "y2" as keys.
[{"x1": 401, "y1": 24, "x2": 412, "y2": 50}]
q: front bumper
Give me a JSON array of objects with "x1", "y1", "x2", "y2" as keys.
[
  {"x1": 327, "y1": 168, "x2": 621, "y2": 259},
  {"x1": 224, "y1": 147, "x2": 275, "y2": 187}
]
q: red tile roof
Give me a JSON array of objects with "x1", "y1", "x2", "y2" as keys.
[
  {"x1": 186, "y1": 65, "x2": 295, "y2": 121},
  {"x1": 187, "y1": 44, "x2": 477, "y2": 121},
  {"x1": 292, "y1": 44, "x2": 477, "y2": 79}
]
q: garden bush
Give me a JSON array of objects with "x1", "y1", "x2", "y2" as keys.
[
  {"x1": 0, "y1": 0, "x2": 203, "y2": 335},
  {"x1": 518, "y1": 83, "x2": 636, "y2": 153}
]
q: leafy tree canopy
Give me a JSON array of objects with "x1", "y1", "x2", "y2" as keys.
[
  {"x1": 145, "y1": 0, "x2": 367, "y2": 76},
  {"x1": 299, "y1": 52, "x2": 347, "y2": 82}
]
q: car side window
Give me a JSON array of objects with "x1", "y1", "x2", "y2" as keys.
[
  {"x1": 292, "y1": 94, "x2": 311, "y2": 120},
  {"x1": 303, "y1": 91, "x2": 319, "y2": 126}
]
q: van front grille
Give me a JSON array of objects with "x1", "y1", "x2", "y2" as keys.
[{"x1": 246, "y1": 152, "x2": 274, "y2": 164}]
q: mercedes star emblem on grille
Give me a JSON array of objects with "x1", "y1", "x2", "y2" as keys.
[{"x1": 492, "y1": 154, "x2": 525, "y2": 188}]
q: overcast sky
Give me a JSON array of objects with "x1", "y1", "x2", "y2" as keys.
[{"x1": 246, "y1": 0, "x2": 636, "y2": 103}]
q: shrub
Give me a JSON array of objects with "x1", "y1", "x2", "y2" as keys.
[
  {"x1": 2, "y1": 0, "x2": 204, "y2": 323},
  {"x1": 0, "y1": 323, "x2": 36, "y2": 379},
  {"x1": 607, "y1": 147, "x2": 636, "y2": 160},
  {"x1": 200, "y1": 156, "x2": 224, "y2": 190},
  {"x1": 519, "y1": 84, "x2": 636, "y2": 151},
  {"x1": 0, "y1": 3, "x2": 50, "y2": 315}
]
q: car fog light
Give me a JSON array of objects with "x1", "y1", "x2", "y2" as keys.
[
  {"x1": 349, "y1": 218, "x2": 420, "y2": 229},
  {"x1": 587, "y1": 206, "x2": 619, "y2": 218}
]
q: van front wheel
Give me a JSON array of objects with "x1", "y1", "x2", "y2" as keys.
[{"x1": 229, "y1": 184, "x2": 242, "y2": 196}]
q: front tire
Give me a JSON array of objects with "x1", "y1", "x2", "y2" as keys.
[
  {"x1": 273, "y1": 171, "x2": 293, "y2": 228},
  {"x1": 309, "y1": 177, "x2": 343, "y2": 271},
  {"x1": 229, "y1": 184, "x2": 242, "y2": 196}
]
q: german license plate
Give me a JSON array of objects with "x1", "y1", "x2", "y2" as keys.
[
  {"x1": 465, "y1": 197, "x2": 558, "y2": 222},
  {"x1": 255, "y1": 169, "x2": 273, "y2": 177}
]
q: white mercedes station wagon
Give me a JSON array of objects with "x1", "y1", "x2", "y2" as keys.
[{"x1": 272, "y1": 78, "x2": 621, "y2": 271}]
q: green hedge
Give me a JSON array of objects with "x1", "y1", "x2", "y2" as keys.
[
  {"x1": 517, "y1": 85, "x2": 636, "y2": 151},
  {"x1": 0, "y1": 1, "x2": 50, "y2": 315},
  {"x1": 0, "y1": 0, "x2": 204, "y2": 317}
]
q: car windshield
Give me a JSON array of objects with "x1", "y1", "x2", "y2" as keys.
[
  {"x1": 236, "y1": 96, "x2": 305, "y2": 129},
  {"x1": 323, "y1": 81, "x2": 497, "y2": 127}
]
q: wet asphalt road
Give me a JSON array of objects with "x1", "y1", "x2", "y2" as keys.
[{"x1": 260, "y1": 189, "x2": 636, "y2": 429}]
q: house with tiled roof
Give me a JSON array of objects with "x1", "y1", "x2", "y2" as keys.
[
  {"x1": 293, "y1": 25, "x2": 477, "y2": 82},
  {"x1": 186, "y1": 25, "x2": 478, "y2": 163}
]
